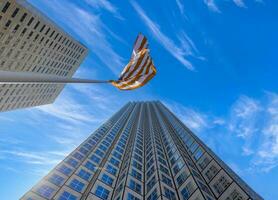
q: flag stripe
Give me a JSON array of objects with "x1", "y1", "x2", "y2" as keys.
[
  {"x1": 120, "y1": 70, "x2": 156, "y2": 90},
  {"x1": 123, "y1": 50, "x2": 149, "y2": 80},
  {"x1": 115, "y1": 60, "x2": 152, "y2": 88},
  {"x1": 121, "y1": 49, "x2": 148, "y2": 80},
  {"x1": 111, "y1": 33, "x2": 156, "y2": 90}
]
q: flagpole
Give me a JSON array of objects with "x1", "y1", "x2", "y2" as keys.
[{"x1": 0, "y1": 71, "x2": 112, "y2": 84}]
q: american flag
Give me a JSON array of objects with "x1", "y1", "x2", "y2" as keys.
[{"x1": 110, "y1": 34, "x2": 157, "y2": 90}]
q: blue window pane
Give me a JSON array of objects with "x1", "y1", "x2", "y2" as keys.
[
  {"x1": 48, "y1": 174, "x2": 64, "y2": 186},
  {"x1": 69, "y1": 179, "x2": 85, "y2": 192},
  {"x1": 127, "y1": 193, "x2": 140, "y2": 200},
  {"x1": 129, "y1": 179, "x2": 141, "y2": 194},
  {"x1": 110, "y1": 157, "x2": 120, "y2": 167},
  {"x1": 36, "y1": 185, "x2": 55, "y2": 199},
  {"x1": 66, "y1": 158, "x2": 79, "y2": 168},
  {"x1": 85, "y1": 161, "x2": 96, "y2": 172},
  {"x1": 57, "y1": 165, "x2": 72, "y2": 176},
  {"x1": 90, "y1": 155, "x2": 101, "y2": 164},
  {"x1": 95, "y1": 185, "x2": 110, "y2": 200},
  {"x1": 77, "y1": 169, "x2": 91, "y2": 181},
  {"x1": 101, "y1": 174, "x2": 114, "y2": 186},
  {"x1": 58, "y1": 191, "x2": 77, "y2": 200},
  {"x1": 106, "y1": 164, "x2": 117, "y2": 176}
]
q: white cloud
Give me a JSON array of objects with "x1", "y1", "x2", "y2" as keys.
[
  {"x1": 164, "y1": 92, "x2": 278, "y2": 173},
  {"x1": 213, "y1": 118, "x2": 226, "y2": 125},
  {"x1": 225, "y1": 93, "x2": 278, "y2": 172},
  {"x1": 177, "y1": 31, "x2": 206, "y2": 61},
  {"x1": 39, "y1": 0, "x2": 125, "y2": 75},
  {"x1": 85, "y1": 0, "x2": 124, "y2": 20},
  {"x1": 130, "y1": 0, "x2": 195, "y2": 70},
  {"x1": 254, "y1": 93, "x2": 278, "y2": 172},
  {"x1": 163, "y1": 101, "x2": 209, "y2": 132},
  {"x1": 0, "y1": 150, "x2": 65, "y2": 166},
  {"x1": 34, "y1": 91, "x2": 98, "y2": 125},
  {"x1": 233, "y1": 0, "x2": 247, "y2": 8},
  {"x1": 242, "y1": 146, "x2": 254, "y2": 156},
  {"x1": 228, "y1": 95, "x2": 261, "y2": 138},
  {"x1": 204, "y1": 0, "x2": 221, "y2": 13},
  {"x1": 176, "y1": 0, "x2": 185, "y2": 15}
]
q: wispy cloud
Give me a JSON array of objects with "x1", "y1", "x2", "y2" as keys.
[
  {"x1": 254, "y1": 93, "x2": 278, "y2": 172},
  {"x1": 177, "y1": 31, "x2": 206, "y2": 61},
  {"x1": 163, "y1": 100, "x2": 209, "y2": 132},
  {"x1": 0, "y1": 150, "x2": 66, "y2": 166},
  {"x1": 204, "y1": 0, "x2": 221, "y2": 13},
  {"x1": 233, "y1": 0, "x2": 247, "y2": 8},
  {"x1": 228, "y1": 95, "x2": 261, "y2": 138},
  {"x1": 85, "y1": 0, "x2": 124, "y2": 20},
  {"x1": 34, "y1": 91, "x2": 98, "y2": 125},
  {"x1": 175, "y1": 0, "x2": 185, "y2": 15},
  {"x1": 204, "y1": 0, "x2": 263, "y2": 11},
  {"x1": 38, "y1": 0, "x2": 125, "y2": 75},
  {"x1": 130, "y1": 0, "x2": 195, "y2": 70},
  {"x1": 164, "y1": 92, "x2": 278, "y2": 173},
  {"x1": 227, "y1": 93, "x2": 278, "y2": 172}
]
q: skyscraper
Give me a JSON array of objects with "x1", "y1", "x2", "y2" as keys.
[
  {"x1": 21, "y1": 101, "x2": 263, "y2": 200},
  {"x1": 0, "y1": 0, "x2": 88, "y2": 112}
]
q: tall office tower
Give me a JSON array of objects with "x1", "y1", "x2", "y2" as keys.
[
  {"x1": 21, "y1": 102, "x2": 263, "y2": 200},
  {"x1": 0, "y1": 0, "x2": 88, "y2": 112}
]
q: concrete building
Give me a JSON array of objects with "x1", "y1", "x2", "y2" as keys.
[
  {"x1": 0, "y1": 0, "x2": 88, "y2": 111},
  {"x1": 21, "y1": 101, "x2": 263, "y2": 200}
]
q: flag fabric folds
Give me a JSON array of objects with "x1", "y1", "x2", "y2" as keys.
[{"x1": 110, "y1": 34, "x2": 157, "y2": 90}]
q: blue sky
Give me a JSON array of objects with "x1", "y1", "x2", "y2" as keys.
[{"x1": 0, "y1": 0, "x2": 277, "y2": 199}]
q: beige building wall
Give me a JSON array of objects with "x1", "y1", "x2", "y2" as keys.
[{"x1": 0, "y1": 0, "x2": 88, "y2": 111}]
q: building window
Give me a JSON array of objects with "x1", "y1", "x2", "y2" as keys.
[
  {"x1": 226, "y1": 189, "x2": 244, "y2": 200},
  {"x1": 90, "y1": 155, "x2": 101, "y2": 164},
  {"x1": 95, "y1": 185, "x2": 110, "y2": 200},
  {"x1": 48, "y1": 174, "x2": 64, "y2": 186},
  {"x1": 181, "y1": 182, "x2": 194, "y2": 200},
  {"x1": 58, "y1": 191, "x2": 77, "y2": 200},
  {"x1": 11, "y1": 8, "x2": 19, "y2": 18},
  {"x1": 164, "y1": 187, "x2": 176, "y2": 200},
  {"x1": 106, "y1": 164, "x2": 117, "y2": 176},
  {"x1": 127, "y1": 193, "x2": 140, "y2": 200},
  {"x1": 36, "y1": 185, "x2": 55, "y2": 199},
  {"x1": 147, "y1": 176, "x2": 156, "y2": 193},
  {"x1": 95, "y1": 149, "x2": 105, "y2": 158},
  {"x1": 79, "y1": 147, "x2": 89, "y2": 155},
  {"x1": 57, "y1": 165, "x2": 72, "y2": 176},
  {"x1": 101, "y1": 174, "x2": 114, "y2": 186},
  {"x1": 213, "y1": 175, "x2": 230, "y2": 196},
  {"x1": 77, "y1": 169, "x2": 91, "y2": 181},
  {"x1": 176, "y1": 171, "x2": 188, "y2": 187},
  {"x1": 130, "y1": 169, "x2": 142, "y2": 181},
  {"x1": 69, "y1": 179, "x2": 85, "y2": 192},
  {"x1": 27, "y1": 17, "x2": 34, "y2": 26},
  {"x1": 205, "y1": 165, "x2": 219, "y2": 181},
  {"x1": 198, "y1": 156, "x2": 210, "y2": 170},
  {"x1": 2, "y1": 2, "x2": 11, "y2": 13},
  {"x1": 84, "y1": 161, "x2": 96, "y2": 172},
  {"x1": 129, "y1": 179, "x2": 142, "y2": 194},
  {"x1": 194, "y1": 148, "x2": 203, "y2": 161},
  {"x1": 147, "y1": 189, "x2": 158, "y2": 200},
  {"x1": 110, "y1": 157, "x2": 120, "y2": 167},
  {"x1": 72, "y1": 152, "x2": 83, "y2": 161},
  {"x1": 66, "y1": 158, "x2": 79, "y2": 168},
  {"x1": 162, "y1": 174, "x2": 173, "y2": 187},
  {"x1": 20, "y1": 13, "x2": 27, "y2": 22}
]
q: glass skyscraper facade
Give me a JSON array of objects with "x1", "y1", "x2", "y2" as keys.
[{"x1": 21, "y1": 101, "x2": 263, "y2": 200}]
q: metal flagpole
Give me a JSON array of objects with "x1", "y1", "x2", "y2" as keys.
[{"x1": 0, "y1": 71, "x2": 112, "y2": 84}]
